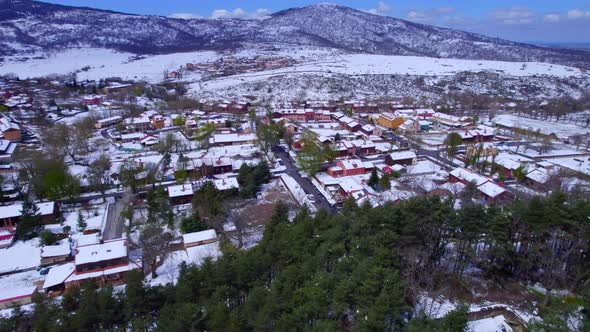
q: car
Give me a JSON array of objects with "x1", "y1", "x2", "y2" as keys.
[
  {"x1": 39, "y1": 267, "x2": 51, "y2": 275},
  {"x1": 306, "y1": 194, "x2": 316, "y2": 203}
]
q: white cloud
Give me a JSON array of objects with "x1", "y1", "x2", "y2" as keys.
[
  {"x1": 406, "y1": 7, "x2": 455, "y2": 23},
  {"x1": 490, "y1": 6, "x2": 534, "y2": 25},
  {"x1": 210, "y1": 8, "x2": 271, "y2": 19},
  {"x1": 168, "y1": 13, "x2": 202, "y2": 20},
  {"x1": 567, "y1": 9, "x2": 590, "y2": 19},
  {"x1": 365, "y1": 2, "x2": 391, "y2": 16},
  {"x1": 543, "y1": 13, "x2": 560, "y2": 23}
]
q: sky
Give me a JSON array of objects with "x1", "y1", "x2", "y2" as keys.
[{"x1": 41, "y1": 0, "x2": 590, "y2": 43}]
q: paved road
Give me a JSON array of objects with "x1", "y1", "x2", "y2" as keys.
[
  {"x1": 273, "y1": 147, "x2": 337, "y2": 214},
  {"x1": 102, "y1": 192, "x2": 132, "y2": 240}
]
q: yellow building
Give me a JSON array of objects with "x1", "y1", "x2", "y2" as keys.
[{"x1": 376, "y1": 112, "x2": 405, "y2": 129}]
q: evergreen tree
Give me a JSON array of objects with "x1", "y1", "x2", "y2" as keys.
[
  {"x1": 368, "y1": 168, "x2": 379, "y2": 190},
  {"x1": 16, "y1": 195, "x2": 41, "y2": 240}
]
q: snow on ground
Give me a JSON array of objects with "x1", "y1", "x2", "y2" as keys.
[
  {"x1": 149, "y1": 242, "x2": 222, "y2": 286},
  {"x1": 467, "y1": 315, "x2": 513, "y2": 332},
  {"x1": 194, "y1": 53, "x2": 588, "y2": 93},
  {"x1": 493, "y1": 114, "x2": 590, "y2": 140},
  {"x1": 0, "y1": 239, "x2": 41, "y2": 273},
  {"x1": 0, "y1": 48, "x2": 218, "y2": 82}
]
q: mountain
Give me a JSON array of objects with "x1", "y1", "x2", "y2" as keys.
[{"x1": 2, "y1": 0, "x2": 590, "y2": 69}]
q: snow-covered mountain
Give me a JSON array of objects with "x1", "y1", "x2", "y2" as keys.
[{"x1": 2, "y1": 0, "x2": 590, "y2": 69}]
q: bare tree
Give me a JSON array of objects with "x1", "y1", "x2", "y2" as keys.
[
  {"x1": 87, "y1": 155, "x2": 112, "y2": 202},
  {"x1": 138, "y1": 224, "x2": 171, "y2": 278}
]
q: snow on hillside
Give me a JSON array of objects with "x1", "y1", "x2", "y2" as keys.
[
  {"x1": 0, "y1": 48, "x2": 218, "y2": 81},
  {"x1": 1, "y1": 47, "x2": 586, "y2": 84},
  {"x1": 493, "y1": 114, "x2": 590, "y2": 139}
]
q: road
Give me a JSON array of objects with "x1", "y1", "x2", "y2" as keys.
[
  {"x1": 102, "y1": 192, "x2": 132, "y2": 240},
  {"x1": 273, "y1": 146, "x2": 338, "y2": 214}
]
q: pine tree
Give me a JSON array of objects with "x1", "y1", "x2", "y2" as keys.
[
  {"x1": 368, "y1": 168, "x2": 379, "y2": 190},
  {"x1": 77, "y1": 211, "x2": 87, "y2": 231},
  {"x1": 16, "y1": 195, "x2": 41, "y2": 240}
]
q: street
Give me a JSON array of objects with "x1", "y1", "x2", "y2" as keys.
[
  {"x1": 102, "y1": 192, "x2": 132, "y2": 240},
  {"x1": 273, "y1": 147, "x2": 338, "y2": 213}
]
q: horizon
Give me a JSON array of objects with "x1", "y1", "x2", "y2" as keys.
[{"x1": 37, "y1": 0, "x2": 590, "y2": 43}]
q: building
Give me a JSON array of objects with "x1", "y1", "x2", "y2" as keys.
[
  {"x1": 152, "y1": 115, "x2": 166, "y2": 129},
  {"x1": 385, "y1": 150, "x2": 418, "y2": 166},
  {"x1": 327, "y1": 159, "x2": 373, "y2": 177},
  {"x1": 208, "y1": 133, "x2": 257, "y2": 147},
  {"x1": 0, "y1": 117, "x2": 21, "y2": 141},
  {"x1": 167, "y1": 184, "x2": 194, "y2": 205},
  {"x1": 376, "y1": 112, "x2": 405, "y2": 129},
  {"x1": 183, "y1": 229, "x2": 218, "y2": 249},
  {"x1": 0, "y1": 201, "x2": 59, "y2": 227},
  {"x1": 41, "y1": 239, "x2": 72, "y2": 266},
  {"x1": 449, "y1": 167, "x2": 511, "y2": 203},
  {"x1": 465, "y1": 143, "x2": 497, "y2": 158},
  {"x1": 0, "y1": 287, "x2": 38, "y2": 309},
  {"x1": 43, "y1": 239, "x2": 141, "y2": 293},
  {"x1": 431, "y1": 112, "x2": 473, "y2": 128},
  {"x1": 95, "y1": 116, "x2": 122, "y2": 129},
  {"x1": 127, "y1": 117, "x2": 152, "y2": 132}
]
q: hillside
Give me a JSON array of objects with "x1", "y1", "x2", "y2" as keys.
[{"x1": 1, "y1": 1, "x2": 590, "y2": 69}]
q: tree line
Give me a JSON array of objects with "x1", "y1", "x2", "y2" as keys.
[{"x1": 1, "y1": 192, "x2": 589, "y2": 331}]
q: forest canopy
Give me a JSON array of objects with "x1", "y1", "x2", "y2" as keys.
[{"x1": 2, "y1": 193, "x2": 589, "y2": 331}]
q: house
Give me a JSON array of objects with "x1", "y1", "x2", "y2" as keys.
[
  {"x1": 82, "y1": 95, "x2": 103, "y2": 105},
  {"x1": 0, "y1": 227, "x2": 15, "y2": 249},
  {"x1": 0, "y1": 201, "x2": 59, "y2": 227},
  {"x1": 41, "y1": 239, "x2": 72, "y2": 266},
  {"x1": 0, "y1": 139, "x2": 17, "y2": 162},
  {"x1": 449, "y1": 167, "x2": 511, "y2": 203},
  {"x1": 95, "y1": 116, "x2": 122, "y2": 129},
  {"x1": 466, "y1": 143, "x2": 497, "y2": 158},
  {"x1": 398, "y1": 119, "x2": 420, "y2": 133},
  {"x1": 212, "y1": 177, "x2": 239, "y2": 192},
  {"x1": 209, "y1": 133, "x2": 257, "y2": 147},
  {"x1": 127, "y1": 117, "x2": 152, "y2": 132},
  {"x1": 0, "y1": 117, "x2": 21, "y2": 141},
  {"x1": 167, "y1": 184, "x2": 194, "y2": 205},
  {"x1": 183, "y1": 229, "x2": 218, "y2": 249},
  {"x1": 327, "y1": 159, "x2": 373, "y2": 177},
  {"x1": 525, "y1": 168, "x2": 558, "y2": 190},
  {"x1": 43, "y1": 239, "x2": 141, "y2": 293},
  {"x1": 376, "y1": 112, "x2": 405, "y2": 129},
  {"x1": 152, "y1": 115, "x2": 166, "y2": 129},
  {"x1": 385, "y1": 150, "x2": 418, "y2": 166},
  {"x1": 139, "y1": 135, "x2": 159, "y2": 146},
  {"x1": 0, "y1": 287, "x2": 38, "y2": 309},
  {"x1": 432, "y1": 112, "x2": 473, "y2": 128}
]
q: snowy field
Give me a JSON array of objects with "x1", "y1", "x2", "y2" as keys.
[
  {"x1": 0, "y1": 48, "x2": 218, "y2": 82},
  {"x1": 1, "y1": 47, "x2": 587, "y2": 85},
  {"x1": 493, "y1": 114, "x2": 590, "y2": 139}
]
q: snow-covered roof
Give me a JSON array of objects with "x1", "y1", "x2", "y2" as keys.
[
  {"x1": 167, "y1": 184, "x2": 194, "y2": 198},
  {"x1": 526, "y1": 168, "x2": 550, "y2": 184},
  {"x1": 209, "y1": 133, "x2": 257, "y2": 144},
  {"x1": 183, "y1": 229, "x2": 217, "y2": 245},
  {"x1": 338, "y1": 178, "x2": 364, "y2": 193},
  {"x1": 478, "y1": 181, "x2": 507, "y2": 198},
  {"x1": 43, "y1": 263, "x2": 76, "y2": 289},
  {"x1": 0, "y1": 201, "x2": 55, "y2": 219},
  {"x1": 450, "y1": 168, "x2": 489, "y2": 186},
  {"x1": 213, "y1": 177, "x2": 239, "y2": 191},
  {"x1": 467, "y1": 315, "x2": 513, "y2": 332},
  {"x1": 41, "y1": 239, "x2": 71, "y2": 258},
  {"x1": 388, "y1": 150, "x2": 417, "y2": 161},
  {"x1": 0, "y1": 286, "x2": 37, "y2": 303},
  {"x1": 75, "y1": 239, "x2": 127, "y2": 266}
]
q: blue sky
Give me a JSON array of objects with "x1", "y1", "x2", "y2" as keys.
[{"x1": 43, "y1": 0, "x2": 590, "y2": 42}]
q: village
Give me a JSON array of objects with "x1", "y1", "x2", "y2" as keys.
[{"x1": 0, "y1": 73, "x2": 589, "y2": 319}]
